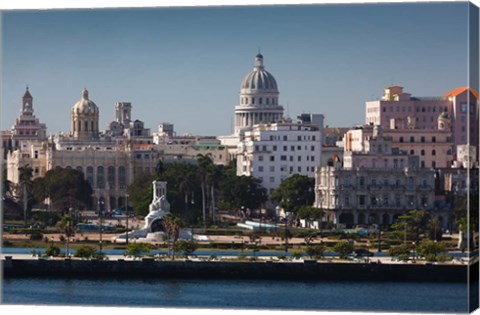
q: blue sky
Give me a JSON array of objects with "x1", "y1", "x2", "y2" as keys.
[{"x1": 0, "y1": 2, "x2": 472, "y2": 136}]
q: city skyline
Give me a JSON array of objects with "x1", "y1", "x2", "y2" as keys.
[{"x1": 1, "y1": 2, "x2": 472, "y2": 137}]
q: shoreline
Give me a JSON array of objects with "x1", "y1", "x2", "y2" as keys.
[{"x1": 3, "y1": 256, "x2": 477, "y2": 283}]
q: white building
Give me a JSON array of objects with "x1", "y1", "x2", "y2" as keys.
[{"x1": 237, "y1": 118, "x2": 323, "y2": 194}]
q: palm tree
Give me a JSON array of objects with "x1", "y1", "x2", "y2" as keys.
[
  {"x1": 196, "y1": 154, "x2": 214, "y2": 223},
  {"x1": 57, "y1": 214, "x2": 75, "y2": 258},
  {"x1": 162, "y1": 213, "x2": 183, "y2": 259}
]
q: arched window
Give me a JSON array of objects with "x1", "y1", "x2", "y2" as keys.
[
  {"x1": 119, "y1": 166, "x2": 126, "y2": 189},
  {"x1": 97, "y1": 166, "x2": 105, "y2": 189},
  {"x1": 107, "y1": 166, "x2": 115, "y2": 189},
  {"x1": 86, "y1": 166, "x2": 94, "y2": 187}
]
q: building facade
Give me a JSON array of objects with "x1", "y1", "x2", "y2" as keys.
[
  {"x1": 237, "y1": 120, "x2": 323, "y2": 194},
  {"x1": 7, "y1": 88, "x2": 158, "y2": 212},
  {"x1": 365, "y1": 86, "x2": 478, "y2": 156}
]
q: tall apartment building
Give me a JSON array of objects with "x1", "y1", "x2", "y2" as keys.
[
  {"x1": 237, "y1": 117, "x2": 323, "y2": 194},
  {"x1": 365, "y1": 86, "x2": 478, "y2": 156}
]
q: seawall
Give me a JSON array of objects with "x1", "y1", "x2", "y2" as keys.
[{"x1": 3, "y1": 257, "x2": 476, "y2": 282}]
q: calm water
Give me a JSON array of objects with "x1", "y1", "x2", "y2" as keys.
[{"x1": 1, "y1": 278, "x2": 469, "y2": 313}]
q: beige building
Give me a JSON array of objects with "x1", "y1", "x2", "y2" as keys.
[{"x1": 7, "y1": 88, "x2": 157, "y2": 212}]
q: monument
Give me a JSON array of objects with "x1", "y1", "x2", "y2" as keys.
[{"x1": 114, "y1": 181, "x2": 191, "y2": 243}]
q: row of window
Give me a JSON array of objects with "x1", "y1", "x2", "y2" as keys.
[
  {"x1": 399, "y1": 136, "x2": 439, "y2": 143},
  {"x1": 255, "y1": 144, "x2": 317, "y2": 152},
  {"x1": 257, "y1": 155, "x2": 316, "y2": 162},
  {"x1": 257, "y1": 165, "x2": 316, "y2": 173}
]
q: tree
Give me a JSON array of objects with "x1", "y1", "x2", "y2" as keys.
[
  {"x1": 392, "y1": 209, "x2": 429, "y2": 247},
  {"x1": 125, "y1": 243, "x2": 154, "y2": 259},
  {"x1": 270, "y1": 174, "x2": 315, "y2": 216},
  {"x1": 297, "y1": 206, "x2": 324, "y2": 229},
  {"x1": 333, "y1": 241, "x2": 354, "y2": 259},
  {"x1": 305, "y1": 244, "x2": 325, "y2": 259},
  {"x1": 173, "y1": 239, "x2": 198, "y2": 258},
  {"x1": 417, "y1": 241, "x2": 449, "y2": 262},
  {"x1": 74, "y1": 245, "x2": 98, "y2": 259},
  {"x1": 197, "y1": 154, "x2": 215, "y2": 223},
  {"x1": 33, "y1": 167, "x2": 93, "y2": 212},
  {"x1": 17, "y1": 164, "x2": 34, "y2": 226},
  {"x1": 162, "y1": 213, "x2": 183, "y2": 259},
  {"x1": 56, "y1": 215, "x2": 75, "y2": 257},
  {"x1": 127, "y1": 173, "x2": 155, "y2": 217},
  {"x1": 387, "y1": 244, "x2": 411, "y2": 261},
  {"x1": 218, "y1": 170, "x2": 267, "y2": 213}
]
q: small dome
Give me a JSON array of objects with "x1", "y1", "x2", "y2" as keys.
[
  {"x1": 72, "y1": 88, "x2": 99, "y2": 114},
  {"x1": 241, "y1": 54, "x2": 278, "y2": 91}
]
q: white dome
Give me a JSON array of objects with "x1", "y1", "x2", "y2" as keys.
[
  {"x1": 72, "y1": 88, "x2": 99, "y2": 114},
  {"x1": 241, "y1": 54, "x2": 278, "y2": 91}
]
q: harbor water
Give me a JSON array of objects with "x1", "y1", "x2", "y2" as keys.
[{"x1": 2, "y1": 277, "x2": 469, "y2": 313}]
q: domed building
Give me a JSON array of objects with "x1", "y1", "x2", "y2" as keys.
[
  {"x1": 234, "y1": 53, "x2": 284, "y2": 135},
  {"x1": 71, "y1": 88, "x2": 100, "y2": 140}
]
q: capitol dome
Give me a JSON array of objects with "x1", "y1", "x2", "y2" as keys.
[
  {"x1": 241, "y1": 54, "x2": 278, "y2": 91},
  {"x1": 234, "y1": 53, "x2": 284, "y2": 135},
  {"x1": 72, "y1": 88, "x2": 99, "y2": 114}
]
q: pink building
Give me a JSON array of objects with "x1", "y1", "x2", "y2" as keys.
[{"x1": 365, "y1": 86, "x2": 478, "y2": 157}]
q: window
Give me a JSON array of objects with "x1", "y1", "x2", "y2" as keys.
[
  {"x1": 399, "y1": 137, "x2": 404, "y2": 143},
  {"x1": 281, "y1": 155, "x2": 287, "y2": 161},
  {"x1": 461, "y1": 103, "x2": 467, "y2": 112},
  {"x1": 252, "y1": 98, "x2": 255, "y2": 104},
  {"x1": 273, "y1": 145, "x2": 277, "y2": 151},
  {"x1": 359, "y1": 195, "x2": 365, "y2": 206},
  {"x1": 311, "y1": 146, "x2": 315, "y2": 151},
  {"x1": 269, "y1": 166, "x2": 275, "y2": 172},
  {"x1": 410, "y1": 136, "x2": 414, "y2": 143},
  {"x1": 432, "y1": 149, "x2": 436, "y2": 156},
  {"x1": 345, "y1": 196, "x2": 350, "y2": 207},
  {"x1": 297, "y1": 146, "x2": 301, "y2": 150},
  {"x1": 298, "y1": 136, "x2": 302, "y2": 141},
  {"x1": 359, "y1": 177, "x2": 365, "y2": 186},
  {"x1": 291, "y1": 146, "x2": 295, "y2": 151},
  {"x1": 258, "y1": 155, "x2": 264, "y2": 162},
  {"x1": 283, "y1": 146, "x2": 288, "y2": 151},
  {"x1": 311, "y1": 156, "x2": 315, "y2": 161},
  {"x1": 259, "y1": 98, "x2": 262, "y2": 104},
  {"x1": 421, "y1": 136, "x2": 425, "y2": 143},
  {"x1": 432, "y1": 136, "x2": 436, "y2": 143},
  {"x1": 297, "y1": 167, "x2": 302, "y2": 172},
  {"x1": 298, "y1": 156, "x2": 302, "y2": 162},
  {"x1": 258, "y1": 166, "x2": 264, "y2": 172},
  {"x1": 283, "y1": 135, "x2": 287, "y2": 141},
  {"x1": 289, "y1": 156, "x2": 293, "y2": 161},
  {"x1": 270, "y1": 156, "x2": 275, "y2": 162},
  {"x1": 421, "y1": 150, "x2": 425, "y2": 156}
]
